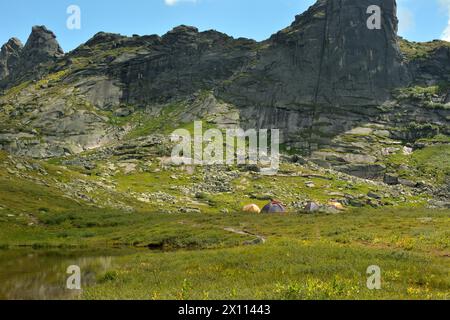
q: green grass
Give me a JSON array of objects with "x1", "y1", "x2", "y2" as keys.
[
  {"x1": 77, "y1": 208, "x2": 449, "y2": 300},
  {"x1": 394, "y1": 84, "x2": 450, "y2": 111},
  {"x1": 0, "y1": 80, "x2": 31, "y2": 100},
  {"x1": 126, "y1": 103, "x2": 188, "y2": 138},
  {"x1": 0, "y1": 150, "x2": 448, "y2": 300},
  {"x1": 1, "y1": 203, "x2": 449, "y2": 299},
  {"x1": 386, "y1": 144, "x2": 450, "y2": 184},
  {"x1": 84, "y1": 239, "x2": 449, "y2": 300},
  {"x1": 418, "y1": 134, "x2": 450, "y2": 144},
  {"x1": 399, "y1": 39, "x2": 450, "y2": 61},
  {"x1": 411, "y1": 145, "x2": 450, "y2": 178}
]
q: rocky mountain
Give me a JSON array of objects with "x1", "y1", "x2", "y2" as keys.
[
  {"x1": 0, "y1": 0, "x2": 448, "y2": 212},
  {"x1": 0, "y1": 38, "x2": 23, "y2": 80},
  {"x1": 0, "y1": 26, "x2": 64, "y2": 86}
]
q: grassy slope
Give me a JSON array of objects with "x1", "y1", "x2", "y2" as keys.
[
  {"x1": 399, "y1": 38, "x2": 450, "y2": 61},
  {"x1": 80, "y1": 208, "x2": 449, "y2": 300},
  {"x1": 386, "y1": 144, "x2": 450, "y2": 184},
  {"x1": 1, "y1": 158, "x2": 448, "y2": 299},
  {"x1": 1, "y1": 203, "x2": 449, "y2": 299}
]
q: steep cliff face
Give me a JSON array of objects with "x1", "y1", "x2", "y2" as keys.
[
  {"x1": 0, "y1": 0, "x2": 448, "y2": 162},
  {"x1": 108, "y1": 26, "x2": 257, "y2": 105},
  {"x1": 0, "y1": 38, "x2": 23, "y2": 81},
  {"x1": 220, "y1": 0, "x2": 409, "y2": 107},
  {"x1": 21, "y1": 26, "x2": 64, "y2": 67},
  {"x1": 216, "y1": 0, "x2": 415, "y2": 152},
  {"x1": 400, "y1": 39, "x2": 450, "y2": 86},
  {"x1": 0, "y1": 26, "x2": 64, "y2": 87}
]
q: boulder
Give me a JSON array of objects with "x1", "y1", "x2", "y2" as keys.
[
  {"x1": 336, "y1": 164, "x2": 386, "y2": 179},
  {"x1": 367, "y1": 191, "x2": 382, "y2": 200},
  {"x1": 398, "y1": 178, "x2": 418, "y2": 188},
  {"x1": 384, "y1": 174, "x2": 399, "y2": 185}
]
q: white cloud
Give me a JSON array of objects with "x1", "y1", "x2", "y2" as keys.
[
  {"x1": 439, "y1": 0, "x2": 450, "y2": 41},
  {"x1": 164, "y1": 0, "x2": 197, "y2": 6}
]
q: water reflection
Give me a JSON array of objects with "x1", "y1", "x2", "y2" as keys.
[{"x1": 0, "y1": 248, "x2": 136, "y2": 300}]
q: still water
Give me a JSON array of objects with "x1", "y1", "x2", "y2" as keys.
[{"x1": 0, "y1": 248, "x2": 136, "y2": 300}]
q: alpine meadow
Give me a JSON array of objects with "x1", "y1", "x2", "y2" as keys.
[{"x1": 0, "y1": 0, "x2": 449, "y2": 301}]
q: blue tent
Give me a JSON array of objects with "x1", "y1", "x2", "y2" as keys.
[{"x1": 261, "y1": 201, "x2": 286, "y2": 213}]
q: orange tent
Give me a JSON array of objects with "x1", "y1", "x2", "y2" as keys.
[
  {"x1": 328, "y1": 201, "x2": 345, "y2": 211},
  {"x1": 242, "y1": 204, "x2": 261, "y2": 213}
]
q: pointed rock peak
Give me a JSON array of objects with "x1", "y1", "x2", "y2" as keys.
[
  {"x1": 1, "y1": 38, "x2": 23, "y2": 52},
  {"x1": 31, "y1": 25, "x2": 51, "y2": 33},
  {"x1": 0, "y1": 38, "x2": 23, "y2": 81},
  {"x1": 24, "y1": 25, "x2": 64, "y2": 57},
  {"x1": 29, "y1": 25, "x2": 60, "y2": 40},
  {"x1": 289, "y1": 0, "x2": 327, "y2": 26},
  {"x1": 261, "y1": 0, "x2": 407, "y2": 106},
  {"x1": 289, "y1": 0, "x2": 398, "y2": 31},
  {"x1": 169, "y1": 25, "x2": 199, "y2": 34}
]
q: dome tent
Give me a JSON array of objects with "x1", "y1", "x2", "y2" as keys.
[
  {"x1": 261, "y1": 200, "x2": 286, "y2": 213},
  {"x1": 304, "y1": 201, "x2": 320, "y2": 213},
  {"x1": 242, "y1": 204, "x2": 261, "y2": 213}
]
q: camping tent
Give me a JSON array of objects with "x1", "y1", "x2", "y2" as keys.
[
  {"x1": 328, "y1": 201, "x2": 345, "y2": 211},
  {"x1": 242, "y1": 204, "x2": 261, "y2": 213},
  {"x1": 261, "y1": 200, "x2": 286, "y2": 213},
  {"x1": 304, "y1": 201, "x2": 320, "y2": 213}
]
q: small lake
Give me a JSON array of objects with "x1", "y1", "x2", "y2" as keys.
[{"x1": 0, "y1": 248, "x2": 138, "y2": 300}]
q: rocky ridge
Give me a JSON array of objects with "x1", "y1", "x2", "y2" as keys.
[{"x1": 0, "y1": 0, "x2": 448, "y2": 212}]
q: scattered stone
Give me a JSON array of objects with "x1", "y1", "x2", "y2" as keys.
[
  {"x1": 113, "y1": 107, "x2": 133, "y2": 117},
  {"x1": 398, "y1": 178, "x2": 417, "y2": 188},
  {"x1": 348, "y1": 199, "x2": 364, "y2": 207},
  {"x1": 367, "y1": 191, "x2": 382, "y2": 200},
  {"x1": 427, "y1": 200, "x2": 450, "y2": 209},
  {"x1": 348, "y1": 127, "x2": 373, "y2": 135},
  {"x1": 290, "y1": 155, "x2": 308, "y2": 165},
  {"x1": 403, "y1": 146, "x2": 413, "y2": 155},
  {"x1": 119, "y1": 162, "x2": 137, "y2": 174},
  {"x1": 84, "y1": 163, "x2": 97, "y2": 171},
  {"x1": 336, "y1": 163, "x2": 386, "y2": 179},
  {"x1": 367, "y1": 199, "x2": 381, "y2": 208},
  {"x1": 244, "y1": 237, "x2": 265, "y2": 246},
  {"x1": 179, "y1": 207, "x2": 201, "y2": 214},
  {"x1": 243, "y1": 164, "x2": 260, "y2": 173},
  {"x1": 328, "y1": 192, "x2": 345, "y2": 197},
  {"x1": 305, "y1": 181, "x2": 315, "y2": 188},
  {"x1": 15, "y1": 163, "x2": 26, "y2": 170},
  {"x1": 384, "y1": 174, "x2": 399, "y2": 185},
  {"x1": 250, "y1": 193, "x2": 273, "y2": 201}
]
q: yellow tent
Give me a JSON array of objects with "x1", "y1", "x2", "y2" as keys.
[
  {"x1": 328, "y1": 201, "x2": 345, "y2": 211},
  {"x1": 242, "y1": 204, "x2": 261, "y2": 213}
]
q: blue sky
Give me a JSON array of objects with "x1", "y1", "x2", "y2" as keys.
[{"x1": 1, "y1": 0, "x2": 450, "y2": 52}]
